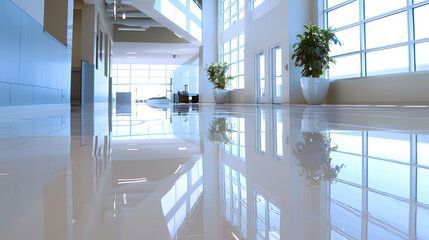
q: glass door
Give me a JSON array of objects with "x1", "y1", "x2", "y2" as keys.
[
  {"x1": 255, "y1": 51, "x2": 266, "y2": 103},
  {"x1": 270, "y1": 45, "x2": 283, "y2": 104}
]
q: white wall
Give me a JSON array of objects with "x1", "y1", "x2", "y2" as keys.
[
  {"x1": 214, "y1": 0, "x2": 315, "y2": 104},
  {"x1": 10, "y1": 0, "x2": 44, "y2": 25}
]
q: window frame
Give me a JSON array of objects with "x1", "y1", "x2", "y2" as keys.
[
  {"x1": 220, "y1": 33, "x2": 246, "y2": 90},
  {"x1": 322, "y1": 0, "x2": 429, "y2": 80}
]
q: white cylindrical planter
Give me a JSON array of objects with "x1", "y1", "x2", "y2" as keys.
[
  {"x1": 213, "y1": 89, "x2": 228, "y2": 104},
  {"x1": 300, "y1": 77, "x2": 330, "y2": 105}
]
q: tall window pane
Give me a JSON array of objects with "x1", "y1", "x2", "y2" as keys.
[
  {"x1": 366, "y1": 12, "x2": 408, "y2": 49},
  {"x1": 416, "y1": 42, "x2": 429, "y2": 71},
  {"x1": 327, "y1": 1, "x2": 360, "y2": 29},
  {"x1": 365, "y1": 0, "x2": 407, "y2": 19},
  {"x1": 417, "y1": 135, "x2": 429, "y2": 166},
  {"x1": 329, "y1": 54, "x2": 361, "y2": 79},
  {"x1": 331, "y1": 26, "x2": 360, "y2": 56},
  {"x1": 417, "y1": 206, "x2": 429, "y2": 240},
  {"x1": 366, "y1": 46, "x2": 409, "y2": 76},
  {"x1": 414, "y1": 4, "x2": 429, "y2": 40},
  {"x1": 327, "y1": 0, "x2": 349, "y2": 8}
]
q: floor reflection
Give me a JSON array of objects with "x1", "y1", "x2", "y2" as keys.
[{"x1": 1, "y1": 104, "x2": 429, "y2": 239}]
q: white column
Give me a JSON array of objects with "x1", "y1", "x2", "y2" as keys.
[{"x1": 199, "y1": 0, "x2": 218, "y2": 103}]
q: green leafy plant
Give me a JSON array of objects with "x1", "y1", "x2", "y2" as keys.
[
  {"x1": 206, "y1": 62, "x2": 233, "y2": 90},
  {"x1": 293, "y1": 132, "x2": 343, "y2": 186},
  {"x1": 291, "y1": 24, "x2": 341, "y2": 78},
  {"x1": 207, "y1": 118, "x2": 232, "y2": 144}
]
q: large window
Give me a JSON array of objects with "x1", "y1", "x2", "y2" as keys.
[
  {"x1": 221, "y1": 33, "x2": 245, "y2": 90},
  {"x1": 324, "y1": 0, "x2": 429, "y2": 79},
  {"x1": 220, "y1": 0, "x2": 245, "y2": 31},
  {"x1": 112, "y1": 64, "x2": 177, "y2": 102},
  {"x1": 155, "y1": 0, "x2": 202, "y2": 41}
]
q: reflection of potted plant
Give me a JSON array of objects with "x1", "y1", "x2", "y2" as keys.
[
  {"x1": 293, "y1": 132, "x2": 343, "y2": 186},
  {"x1": 208, "y1": 118, "x2": 232, "y2": 144},
  {"x1": 206, "y1": 62, "x2": 233, "y2": 104},
  {"x1": 292, "y1": 24, "x2": 341, "y2": 105}
]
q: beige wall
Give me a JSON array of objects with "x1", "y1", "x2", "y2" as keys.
[
  {"x1": 113, "y1": 26, "x2": 188, "y2": 43},
  {"x1": 44, "y1": 0, "x2": 69, "y2": 45},
  {"x1": 327, "y1": 72, "x2": 429, "y2": 105}
]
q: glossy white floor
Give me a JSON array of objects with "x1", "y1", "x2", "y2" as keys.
[{"x1": 1, "y1": 103, "x2": 429, "y2": 240}]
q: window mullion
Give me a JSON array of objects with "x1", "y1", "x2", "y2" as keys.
[
  {"x1": 359, "y1": 0, "x2": 366, "y2": 77},
  {"x1": 407, "y1": 0, "x2": 416, "y2": 72}
]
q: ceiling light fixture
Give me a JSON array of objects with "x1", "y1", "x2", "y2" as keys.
[
  {"x1": 231, "y1": 232, "x2": 240, "y2": 240},
  {"x1": 118, "y1": 177, "x2": 147, "y2": 185},
  {"x1": 126, "y1": 56, "x2": 137, "y2": 59},
  {"x1": 174, "y1": 164, "x2": 183, "y2": 174},
  {"x1": 126, "y1": 52, "x2": 138, "y2": 55},
  {"x1": 123, "y1": 193, "x2": 127, "y2": 205},
  {"x1": 113, "y1": 0, "x2": 117, "y2": 20},
  {"x1": 122, "y1": 13, "x2": 127, "y2": 20},
  {"x1": 178, "y1": 147, "x2": 187, "y2": 151},
  {"x1": 118, "y1": 27, "x2": 147, "y2": 32}
]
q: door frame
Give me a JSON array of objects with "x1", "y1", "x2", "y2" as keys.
[
  {"x1": 270, "y1": 44, "x2": 283, "y2": 104},
  {"x1": 255, "y1": 50, "x2": 267, "y2": 104}
]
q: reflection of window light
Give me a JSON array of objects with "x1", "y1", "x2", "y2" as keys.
[
  {"x1": 224, "y1": 117, "x2": 246, "y2": 159},
  {"x1": 253, "y1": 0, "x2": 265, "y2": 9},
  {"x1": 329, "y1": 130, "x2": 429, "y2": 240},
  {"x1": 162, "y1": 159, "x2": 204, "y2": 239},
  {"x1": 368, "y1": 132, "x2": 410, "y2": 163},
  {"x1": 275, "y1": 111, "x2": 283, "y2": 157},
  {"x1": 259, "y1": 110, "x2": 266, "y2": 152},
  {"x1": 223, "y1": 163, "x2": 248, "y2": 237},
  {"x1": 255, "y1": 194, "x2": 281, "y2": 240}
]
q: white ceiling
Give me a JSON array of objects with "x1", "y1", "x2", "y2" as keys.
[{"x1": 113, "y1": 42, "x2": 200, "y2": 65}]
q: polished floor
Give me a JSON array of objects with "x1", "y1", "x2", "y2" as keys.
[{"x1": 1, "y1": 103, "x2": 429, "y2": 240}]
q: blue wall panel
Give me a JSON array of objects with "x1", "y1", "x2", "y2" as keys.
[
  {"x1": 0, "y1": 0, "x2": 72, "y2": 107},
  {"x1": 0, "y1": 82, "x2": 11, "y2": 106},
  {"x1": 19, "y1": 12, "x2": 47, "y2": 87},
  {"x1": 0, "y1": 0, "x2": 21, "y2": 84},
  {"x1": 11, "y1": 84, "x2": 34, "y2": 105}
]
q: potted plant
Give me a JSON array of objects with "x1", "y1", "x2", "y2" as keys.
[
  {"x1": 293, "y1": 132, "x2": 343, "y2": 186},
  {"x1": 207, "y1": 118, "x2": 232, "y2": 144},
  {"x1": 206, "y1": 62, "x2": 233, "y2": 104},
  {"x1": 292, "y1": 24, "x2": 341, "y2": 105}
]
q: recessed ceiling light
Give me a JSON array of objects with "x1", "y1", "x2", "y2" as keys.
[
  {"x1": 178, "y1": 147, "x2": 187, "y2": 151},
  {"x1": 122, "y1": 13, "x2": 127, "y2": 20},
  {"x1": 126, "y1": 56, "x2": 137, "y2": 59},
  {"x1": 126, "y1": 52, "x2": 138, "y2": 55}
]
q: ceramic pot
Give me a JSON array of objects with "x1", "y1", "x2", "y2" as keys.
[
  {"x1": 213, "y1": 89, "x2": 228, "y2": 104},
  {"x1": 300, "y1": 77, "x2": 330, "y2": 105}
]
